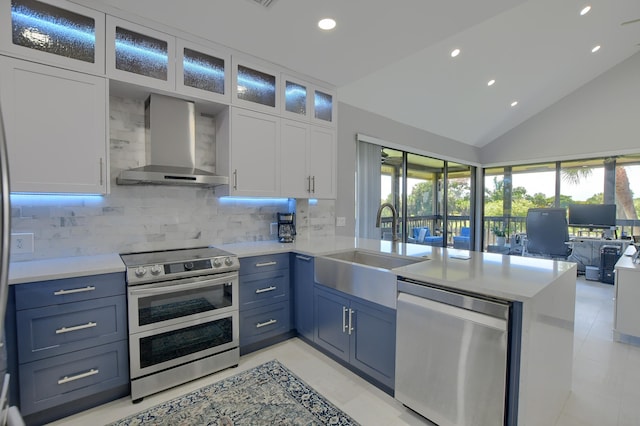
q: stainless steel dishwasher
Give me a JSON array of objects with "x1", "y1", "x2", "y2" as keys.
[{"x1": 395, "y1": 279, "x2": 512, "y2": 426}]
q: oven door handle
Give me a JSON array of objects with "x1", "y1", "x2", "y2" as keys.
[{"x1": 129, "y1": 279, "x2": 228, "y2": 296}]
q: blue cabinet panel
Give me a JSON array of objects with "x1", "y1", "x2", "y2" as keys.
[
  {"x1": 19, "y1": 340, "x2": 129, "y2": 416},
  {"x1": 15, "y1": 272, "x2": 125, "y2": 310},
  {"x1": 239, "y1": 253, "x2": 289, "y2": 276},
  {"x1": 239, "y1": 300, "x2": 290, "y2": 347},
  {"x1": 239, "y1": 268, "x2": 289, "y2": 311},
  {"x1": 314, "y1": 286, "x2": 349, "y2": 362},
  {"x1": 349, "y1": 299, "x2": 396, "y2": 389},
  {"x1": 293, "y1": 254, "x2": 314, "y2": 341},
  {"x1": 17, "y1": 294, "x2": 127, "y2": 363}
]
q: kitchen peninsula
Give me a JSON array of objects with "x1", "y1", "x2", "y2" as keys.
[{"x1": 8, "y1": 237, "x2": 576, "y2": 426}]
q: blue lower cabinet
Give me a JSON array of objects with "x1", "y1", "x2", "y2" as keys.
[
  {"x1": 19, "y1": 341, "x2": 129, "y2": 416},
  {"x1": 314, "y1": 285, "x2": 396, "y2": 390},
  {"x1": 314, "y1": 287, "x2": 350, "y2": 362},
  {"x1": 293, "y1": 254, "x2": 315, "y2": 342},
  {"x1": 239, "y1": 300, "x2": 291, "y2": 347}
]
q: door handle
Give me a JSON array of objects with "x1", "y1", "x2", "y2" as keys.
[
  {"x1": 255, "y1": 286, "x2": 277, "y2": 294},
  {"x1": 342, "y1": 306, "x2": 348, "y2": 333},
  {"x1": 348, "y1": 308, "x2": 354, "y2": 335},
  {"x1": 54, "y1": 286, "x2": 96, "y2": 296},
  {"x1": 56, "y1": 321, "x2": 97, "y2": 334},
  {"x1": 256, "y1": 319, "x2": 277, "y2": 328}
]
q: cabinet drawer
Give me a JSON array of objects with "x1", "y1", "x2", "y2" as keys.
[
  {"x1": 15, "y1": 272, "x2": 126, "y2": 310},
  {"x1": 17, "y1": 295, "x2": 127, "y2": 363},
  {"x1": 239, "y1": 253, "x2": 289, "y2": 276},
  {"x1": 240, "y1": 269, "x2": 289, "y2": 310},
  {"x1": 240, "y1": 301, "x2": 291, "y2": 347},
  {"x1": 18, "y1": 340, "x2": 129, "y2": 416}
]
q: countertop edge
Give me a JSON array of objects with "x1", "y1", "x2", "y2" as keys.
[{"x1": 9, "y1": 253, "x2": 125, "y2": 285}]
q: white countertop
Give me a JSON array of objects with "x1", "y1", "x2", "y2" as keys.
[
  {"x1": 8, "y1": 236, "x2": 576, "y2": 301},
  {"x1": 615, "y1": 253, "x2": 640, "y2": 271},
  {"x1": 9, "y1": 253, "x2": 125, "y2": 285}
]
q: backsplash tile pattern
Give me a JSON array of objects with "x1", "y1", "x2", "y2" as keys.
[{"x1": 10, "y1": 96, "x2": 335, "y2": 261}]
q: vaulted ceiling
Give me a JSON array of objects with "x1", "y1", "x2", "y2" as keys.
[{"x1": 85, "y1": 0, "x2": 640, "y2": 147}]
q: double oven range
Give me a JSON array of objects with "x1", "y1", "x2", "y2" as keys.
[{"x1": 120, "y1": 246, "x2": 240, "y2": 401}]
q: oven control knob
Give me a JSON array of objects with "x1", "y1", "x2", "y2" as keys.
[
  {"x1": 184, "y1": 262, "x2": 194, "y2": 270},
  {"x1": 213, "y1": 258, "x2": 222, "y2": 268},
  {"x1": 150, "y1": 265, "x2": 163, "y2": 276},
  {"x1": 224, "y1": 257, "x2": 234, "y2": 266},
  {"x1": 134, "y1": 266, "x2": 147, "y2": 278}
]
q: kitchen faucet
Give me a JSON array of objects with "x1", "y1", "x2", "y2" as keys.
[{"x1": 375, "y1": 203, "x2": 399, "y2": 242}]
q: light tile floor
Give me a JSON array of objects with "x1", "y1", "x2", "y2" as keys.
[{"x1": 50, "y1": 276, "x2": 638, "y2": 426}]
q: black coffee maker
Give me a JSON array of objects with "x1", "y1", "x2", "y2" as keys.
[{"x1": 277, "y1": 212, "x2": 296, "y2": 243}]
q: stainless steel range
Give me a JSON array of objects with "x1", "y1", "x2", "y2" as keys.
[{"x1": 120, "y1": 246, "x2": 240, "y2": 402}]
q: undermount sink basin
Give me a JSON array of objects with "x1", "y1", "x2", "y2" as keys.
[{"x1": 315, "y1": 250, "x2": 428, "y2": 309}]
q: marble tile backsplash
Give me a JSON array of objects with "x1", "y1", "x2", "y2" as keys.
[{"x1": 10, "y1": 95, "x2": 335, "y2": 261}]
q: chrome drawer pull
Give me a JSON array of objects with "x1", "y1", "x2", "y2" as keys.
[
  {"x1": 255, "y1": 261, "x2": 277, "y2": 267},
  {"x1": 255, "y1": 286, "x2": 276, "y2": 294},
  {"x1": 256, "y1": 319, "x2": 277, "y2": 328},
  {"x1": 56, "y1": 321, "x2": 97, "y2": 334},
  {"x1": 54, "y1": 286, "x2": 96, "y2": 296},
  {"x1": 58, "y1": 368, "x2": 99, "y2": 385},
  {"x1": 296, "y1": 255, "x2": 312, "y2": 261}
]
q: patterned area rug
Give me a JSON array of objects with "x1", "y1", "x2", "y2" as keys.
[{"x1": 110, "y1": 360, "x2": 359, "y2": 425}]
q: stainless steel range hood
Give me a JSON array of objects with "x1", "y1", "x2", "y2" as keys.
[{"x1": 117, "y1": 94, "x2": 228, "y2": 187}]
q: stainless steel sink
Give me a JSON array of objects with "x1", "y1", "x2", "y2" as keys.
[{"x1": 314, "y1": 250, "x2": 427, "y2": 309}]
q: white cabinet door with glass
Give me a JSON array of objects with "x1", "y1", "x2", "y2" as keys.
[
  {"x1": 280, "y1": 119, "x2": 336, "y2": 199},
  {"x1": 0, "y1": 56, "x2": 108, "y2": 194},
  {"x1": 232, "y1": 56, "x2": 279, "y2": 114},
  {"x1": 0, "y1": 0, "x2": 106, "y2": 75},
  {"x1": 216, "y1": 107, "x2": 280, "y2": 197},
  {"x1": 281, "y1": 74, "x2": 336, "y2": 128},
  {"x1": 106, "y1": 15, "x2": 175, "y2": 91},
  {"x1": 176, "y1": 39, "x2": 230, "y2": 104}
]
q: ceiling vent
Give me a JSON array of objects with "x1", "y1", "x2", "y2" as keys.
[{"x1": 249, "y1": 0, "x2": 276, "y2": 8}]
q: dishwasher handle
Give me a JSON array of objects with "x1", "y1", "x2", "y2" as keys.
[
  {"x1": 398, "y1": 279, "x2": 510, "y2": 320},
  {"x1": 398, "y1": 292, "x2": 508, "y2": 332}
]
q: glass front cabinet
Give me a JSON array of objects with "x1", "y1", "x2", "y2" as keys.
[
  {"x1": 232, "y1": 57, "x2": 279, "y2": 113},
  {"x1": 176, "y1": 39, "x2": 230, "y2": 103},
  {"x1": 106, "y1": 15, "x2": 175, "y2": 91},
  {"x1": 0, "y1": 0, "x2": 105, "y2": 74}
]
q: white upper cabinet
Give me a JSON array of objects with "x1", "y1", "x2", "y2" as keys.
[
  {"x1": 0, "y1": 56, "x2": 108, "y2": 194},
  {"x1": 106, "y1": 16, "x2": 175, "y2": 91},
  {"x1": 312, "y1": 85, "x2": 336, "y2": 127},
  {"x1": 232, "y1": 56, "x2": 279, "y2": 113},
  {"x1": 280, "y1": 119, "x2": 336, "y2": 199},
  {"x1": 176, "y1": 39, "x2": 230, "y2": 104},
  {"x1": 0, "y1": 0, "x2": 105, "y2": 75},
  {"x1": 216, "y1": 107, "x2": 280, "y2": 197},
  {"x1": 281, "y1": 74, "x2": 310, "y2": 121}
]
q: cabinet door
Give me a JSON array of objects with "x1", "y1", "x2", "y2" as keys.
[
  {"x1": 314, "y1": 286, "x2": 349, "y2": 362},
  {"x1": 349, "y1": 299, "x2": 396, "y2": 389},
  {"x1": 281, "y1": 74, "x2": 310, "y2": 121},
  {"x1": 293, "y1": 254, "x2": 314, "y2": 342},
  {"x1": 312, "y1": 87, "x2": 336, "y2": 127},
  {"x1": 0, "y1": 0, "x2": 106, "y2": 75},
  {"x1": 176, "y1": 39, "x2": 230, "y2": 104},
  {"x1": 280, "y1": 119, "x2": 309, "y2": 198},
  {"x1": 232, "y1": 57, "x2": 279, "y2": 113},
  {"x1": 106, "y1": 16, "x2": 175, "y2": 91},
  {"x1": 308, "y1": 126, "x2": 336, "y2": 199},
  {"x1": 615, "y1": 269, "x2": 640, "y2": 337},
  {"x1": 229, "y1": 107, "x2": 280, "y2": 197},
  {"x1": 0, "y1": 56, "x2": 108, "y2": 194}
]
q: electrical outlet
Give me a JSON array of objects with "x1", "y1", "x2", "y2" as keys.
[
  {"x1": 336, "y1": 217, "x2": 346, "y2": 227},
  {"x1": 270, "y1": 223, "x2": 278, "y2": 235},
  {"x1": 11, "y1": 233, "x2": 34, "y2": 254}
]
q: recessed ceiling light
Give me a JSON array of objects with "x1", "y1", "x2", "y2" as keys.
[
  {"x1": 318, "y1": 18, "x2": 336, "y2": 31},
  {"x1": 591, "y1": 45, "x2": 601, "y2": 53},
  {"x1": 450, "y1": 48, "x2": 461, "y2": 58},
  {"x1": 487, "y1": 79, "x2": 496, "y2": 87},
  {"x1": 511, "y1": 101, "x2": 518, "y2": 107},
  {"x1": 580, "y1": 5, "x2": 591, "y2": 16}
]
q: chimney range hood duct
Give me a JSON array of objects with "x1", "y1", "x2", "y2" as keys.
[{"x1": 116, "y1": 94, "x2": 228, "y2": 187}]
